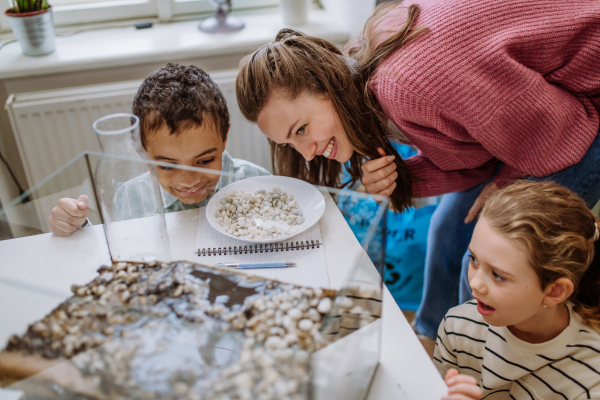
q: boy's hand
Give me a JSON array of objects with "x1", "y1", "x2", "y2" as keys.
[
  {"x1": 49, "y1": 195, "x2": 90, "y2": 237},
  {"x1": 443, "y1": 368, "x2": 482, "y2": 400},
  {"x1": 361, "y1": 147, "x2": 398, "y2": 197}
]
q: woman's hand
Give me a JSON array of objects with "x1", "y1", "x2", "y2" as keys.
[
  {"x1": 442, "y1": 368, "x2": 482, "y2": 400},
  {"x1": 361, "y1": 148, "x2": 398, "y2": 197},
  {"x1": 464, "y1": 182, "x2": 498, "y2": 224}
]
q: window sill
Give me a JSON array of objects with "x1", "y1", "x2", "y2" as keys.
[{"x1": 0, "y1": 8, "x2": 350, "y2": 80}]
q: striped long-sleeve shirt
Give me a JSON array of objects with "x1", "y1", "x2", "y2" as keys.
[{"x1": 434, "y1": 301, "x2": 600, "y2": 399}]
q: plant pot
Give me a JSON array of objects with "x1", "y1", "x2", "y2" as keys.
[{"x1": 4, "y1": 7, "x2": 55, "y2": 56}]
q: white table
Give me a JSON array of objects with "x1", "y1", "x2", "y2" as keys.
[{"x1": 0, "y1": 192, "x2": 446, "y2": 399}]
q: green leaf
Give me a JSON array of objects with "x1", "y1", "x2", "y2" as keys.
[{"x1": 10, "y1": 0, "x2": 51, "y2": 13}]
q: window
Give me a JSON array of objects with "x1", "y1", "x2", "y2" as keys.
[
  {"x1": 171, "y1": 0, "x2": 277, "y2": 18},
  {"x1": 0, "y1": 0, "x2": 279, "y2": 32}
]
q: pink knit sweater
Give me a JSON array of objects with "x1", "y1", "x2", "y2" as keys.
[{"x1": 369, "y1": 0, "x2": 600, "y2": 198}]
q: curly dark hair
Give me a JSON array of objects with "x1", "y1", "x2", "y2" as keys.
[{"x1": 133, "y1": 62, "x2": 230, "y2": 149}]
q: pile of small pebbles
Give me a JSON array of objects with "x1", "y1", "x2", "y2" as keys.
[
  {"x1": 214, "y1": 187, "x2": 305, "y2": 239},
  {"x1": 3, "y1": 261, "x2": 375, "y2": 400}
]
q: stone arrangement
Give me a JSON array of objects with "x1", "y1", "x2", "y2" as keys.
[
  {"x1": 0, "y1": 261, "x2": 381, "y2": 400},
  {"x1": 214, "y1": 187, "x2": 305, "y2": 239}
]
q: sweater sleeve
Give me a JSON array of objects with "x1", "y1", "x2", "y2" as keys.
[
  {"x1": 469, "y1": 77, "x2": 599, "y2": 181},
  {"x1": 492, "y1": 164, "x2": 525, "y2": 190},
  {"x1": 405, "y1": 154, "x2": 497, "y2": 198},
  {"x1": 480, "y1": 0, "x2": 600, "y2": 180},
  {"x1": 379, "y1": 73, "x2": 598, "y2": 195},
  {"x1": 371, "y1": 0, "x2": 600, "y2": 196}
]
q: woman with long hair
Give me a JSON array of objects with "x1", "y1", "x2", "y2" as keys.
[{"x1": 235, "y1": 0, "x2": 600, "y2": 340}]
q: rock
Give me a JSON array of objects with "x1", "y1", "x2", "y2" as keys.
[{"x1": 317, "y1": 298, "x2": 332, "y2": 314}]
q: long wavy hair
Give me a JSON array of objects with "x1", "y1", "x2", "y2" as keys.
[
  {"x1": 482, "y1": 181, "x2": 600, "y2": 331},
  {"x1": 236, "y1": 2, "x2": 427, "y2": 211}
]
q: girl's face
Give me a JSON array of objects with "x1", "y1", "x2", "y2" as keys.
[
  {"x1": 467, "y1": 217, "x2": 547, "y2": 328},
  {"x1": 256, "y1": 89, "x2": 355, "y2": 164}
]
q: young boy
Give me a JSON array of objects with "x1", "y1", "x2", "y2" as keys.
[{"x1": 49, "y1": 63, "x2": 270, "y2": 236}]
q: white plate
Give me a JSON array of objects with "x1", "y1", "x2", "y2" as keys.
[{"x1": 206, "y1": 176, "x2": 325, "y2": 244}]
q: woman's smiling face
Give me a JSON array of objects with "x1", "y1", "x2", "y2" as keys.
[{"x1": 256, "y1": 89, "x2": 355, "y2": 163}]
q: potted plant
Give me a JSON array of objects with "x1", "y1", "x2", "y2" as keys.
[{"x1": 4, "y1": 0, "x2": 55, "y2": 56}]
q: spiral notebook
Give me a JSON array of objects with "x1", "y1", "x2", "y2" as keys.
[{"x1": 195, "y1": 209, "x2": 330, "y2": 289}]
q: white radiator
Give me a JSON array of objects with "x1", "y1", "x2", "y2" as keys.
[{"x1": 5, "y1": 69, "x2": 272, "y2": 189}]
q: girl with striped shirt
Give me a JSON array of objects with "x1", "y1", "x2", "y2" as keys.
[{"x1": 436, "y1": 181, "x2": 600, "y2": 400}]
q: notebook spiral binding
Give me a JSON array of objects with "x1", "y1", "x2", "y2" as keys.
[{"x1": 198, "y1": 240, "x2": 321, "y2": 256}]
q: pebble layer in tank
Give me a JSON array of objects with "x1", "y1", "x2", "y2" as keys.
[{"x1": 0, "y1": 261, "x2": 362, "y2": 400}]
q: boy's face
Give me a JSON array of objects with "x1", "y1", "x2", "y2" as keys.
[{"x1": 146, "y1": 120, "x2": 227, "y2": 205}]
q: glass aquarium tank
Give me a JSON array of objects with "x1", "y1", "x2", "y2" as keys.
[{"x1": 0, "y1": 151, "x2": 387, "y2": 400}]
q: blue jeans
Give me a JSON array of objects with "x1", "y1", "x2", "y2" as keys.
[{"x1": 413, "y1": 129, "x2": 600, "y2": 340}]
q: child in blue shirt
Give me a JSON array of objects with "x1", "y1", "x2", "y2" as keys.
[{"x1": 49, "y1": 63, "x2": 269, "y2": 236}]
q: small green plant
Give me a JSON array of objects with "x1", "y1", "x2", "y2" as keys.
[{"x1": 8, "y1": 0, "x2": 50, "y2": 13}]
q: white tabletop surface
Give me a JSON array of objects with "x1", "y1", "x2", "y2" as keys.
[{"x1": 0, "y1": 191, "x2": 446, "y2": 399}]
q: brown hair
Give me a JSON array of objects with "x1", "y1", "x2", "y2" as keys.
[
  {"x1": 481, "y1": 181, "x2": 600, "y2": 330},
  {"x1": 133, "y1": 62, "x2": 230, "y2": 149},
  {"x1": 235, "y1": 2, "x2": 427, "y2": 211}
]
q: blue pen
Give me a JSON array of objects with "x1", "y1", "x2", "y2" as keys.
[{"x1": 215, "y1": 261, "x2": 296, "y2": 269}]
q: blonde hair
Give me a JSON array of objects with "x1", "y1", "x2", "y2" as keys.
[
  {"x1": 235, "y1": 2, "x2": 426, "y2": 211},
  {"x1": 481, "y1": 181, "x2": 600, "y2": 330}
]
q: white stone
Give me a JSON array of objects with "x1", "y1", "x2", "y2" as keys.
[
  {"x1": 298, "y1": 301, "x2": 310, "y2": 312},
  {"x1": 317, "y1": 297, "x2": 332, "y2": 314},
  {"x1": 279, "y1": 301, "x2": 293, "y2": 312},
  {"x1": 282, "y1": 315, "x2": 294, "y2": 329},
  {"x1": 338, "y1": 297, "x2": 354, "y2": 309},
  {"x1": 287, "y1": 308, "x2": 302, "y2": 320},
  {"x1": 298, "y1": 319, "x2": 314, "y2": 331},
  {"x1": 307, "y1": 308, "x2": 321, "y2": 322},
  {"x1": 283, "y1": 332, "x2": 298, "y2": 345},
  {"x1": 350, "y1": 305, "x2": 364, "y2": 315},
  {"x1": 265, "y1": 335, "x2": 285, "y2": 350},
  {"x1": 233, "y1": 372, "x2": 254, "y2": 390}
]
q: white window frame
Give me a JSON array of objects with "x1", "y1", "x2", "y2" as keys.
[
  {"x1": 0, "y1": 0, "x2": 156, "y2": 31},
  {"x1": 54, "y1": 0, "x2": 157, "y2": 26},
  {"x1": 0, "y1": 0, "x2": 279, "y2": 33},
  {"x1": 171, "y1": 0, "x2": 277, "y2": 17}
]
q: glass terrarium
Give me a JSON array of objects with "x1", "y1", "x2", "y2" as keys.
[
  {"x1": 92, "y1": 113, "x2": 171, "y2": 263},
  {"x1": 0, "y1": 151, "x2": 387, "y2": 400}
]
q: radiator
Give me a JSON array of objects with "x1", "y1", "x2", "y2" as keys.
[{"x1": 5, "y1": 69, "x2": 272, "y2": 191}]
